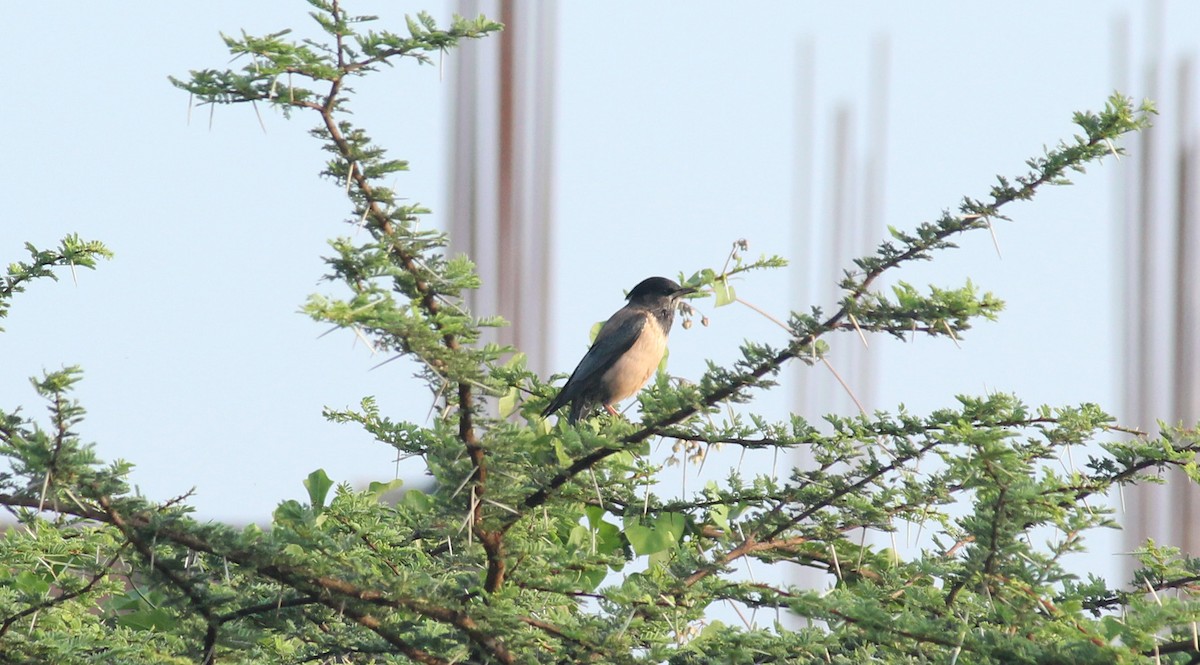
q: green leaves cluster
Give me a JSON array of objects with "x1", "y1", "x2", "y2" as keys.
[
  {"x1": 2, "y1": 1, "x2": 1196, "y2": 663},
  {"x1": 1, "y1": 234, "x2": 111, "y2": 332}
]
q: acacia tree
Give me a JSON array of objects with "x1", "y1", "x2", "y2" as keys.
[{"x1": 2, "y1": 3, "x2": 1197, "y2": 664}]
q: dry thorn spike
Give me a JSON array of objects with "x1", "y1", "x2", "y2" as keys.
[
  {"x1": 587, "y1": 468, "x2": 604, "y2": 516},
  {"x1": 726, "y1": 599, "x2": 754, "y2": 630},
  {"x1": 37, "y1": 472, "x2": 50, "y2": 514},
  {"x1": 350, "y1": 325, "x2": 377, "y2": 354},
  {"x1": 642, "y1": 474, "x2": 651, "y2": 516},
  {"x1": 661, "y1": 604, "x2": 679, "y2": 638},
  {"x1": 1055, "y1": 452, "x2": 1072, "y2": 477},
  {"x1": 448, "y1": 468, "x2": 476, "y2": 501},
  {"x1": 368, "y1": 354, "x2": 407, "y2": 372},
  {"x1": 915, "y1": 503, "x2": 932, "y2": 546},
  {"x1": 978, "y1": 216, "x2": 1002, "y2": 259},
  {"x1": 736, "y1": 297, "x2": 790, "y2": 334},
  {"x1": 949, "y1": 626, "x2": 968, "y2": 665},
  {"x1": 1080, "y1": 494, "x2": 1094, "y2": 517},
  {"x1": 941, "y1": 320, "x2": 961, "y2": 349},
  {"x1": 820, "y1": 357, "x2": 867, "y2": 416},
  {"x1": 481, "y1": 498, "x2": 518, "y2": 515},
  {"x1": 62, "y1": 488, "x2": 90, "y2": 517},
  {"x1": 848, "y1": 312, "x2": 869, "y2": 349},
  {"x1": 742, "y1": 549, "x2": 756, "y2": 583},
  {"x1": 874, "y1": 434, "x2": 899, "y2": 461},
  {"x1": 251, "y1": 100, "x2": 267, "y2": 134},
  {"x1": 455, "y1": 492, "x2": 477, "y2": 542},
  {"x1": 1104, "y1": 137, "x2": 1121, "y2": 161},
  {"x1": 615, "y1": 608, "x2": 636, "y2": 639},
  {"x1": 1145, "y1": 577, "x2": 1163, "y2": 606}
]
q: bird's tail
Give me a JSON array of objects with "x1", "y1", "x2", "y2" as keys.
[
  {"x1": 542, "y1": 392, "x2": 588, "y2": 425},
  {"x1": 567, "y1": 400, "x2": 588, "y2": 425},
  {"x1": 541, "y1": 393, "x2": 568, "y2": 420}
]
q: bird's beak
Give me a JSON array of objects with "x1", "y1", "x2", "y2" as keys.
[{"x1": 673, "y1": 285, "x2": 699, "y2": 298}]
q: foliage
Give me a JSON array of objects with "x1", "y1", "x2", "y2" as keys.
[
  {"x1": 1, "y1": 234, "x2": 111, "y2": 332},
  {"x1": 3, "y1": 2, "x2": 1198, "y2": 664}
]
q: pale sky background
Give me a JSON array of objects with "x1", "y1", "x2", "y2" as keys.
[{"x1": 2, "y1": 2, "x2": 1197, "y2": 592}]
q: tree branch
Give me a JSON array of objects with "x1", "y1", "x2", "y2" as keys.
[
  {"x1": 516, "y1": 102, "x2": 1148, "y2": 520},
  {"x1": 0, "y1": 543, "x2": 128, "y2": 638}
]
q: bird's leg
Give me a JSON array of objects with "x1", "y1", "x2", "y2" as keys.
[{"x1": 605, "y1": 404, "x2": 621, "y2": 417}]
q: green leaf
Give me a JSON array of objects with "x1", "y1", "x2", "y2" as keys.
[
  {"x1": 273, "y1": 499, "x2": 308, "y2": 526},
  {"x1": 551, "y1": 437, "x2": 573, "y2": 466},
  {"x1": 714, "y1": 279, "x2": 736, "y2": 307},
  {"x1": 304, "y1": 468, "x2": 334, "y2": 510},
  {"x1": 709, "y1": 503, "x2": 730, "y2": 532},
  {"x1": 14, "y1": 570, "x2": 51, "y2": 597},
  {"x1": 366, "y1": 478, "x2": 404, "y2": 500},
  {"x1": 498, "y1": 386, "x2": 518, "y2": 418},
  {"x1": 117, "y1": 608, "x2": 178, "y2": 632},
  {"x1": 401, "y1": 488, "x2": 432, "y2": 510},
  {"x1": 624, "y1": 512, "x2": 687, "y2": 556},
  {"x1": 583, "y1": 505, "x2": 626, "y2": 558}
]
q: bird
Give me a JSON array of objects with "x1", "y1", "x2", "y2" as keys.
[{"x1": 542, "y1": 276, "x2": 696, "y2": 424}]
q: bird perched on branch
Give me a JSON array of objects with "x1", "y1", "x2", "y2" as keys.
[{"x1": 543, "y1": 276, "x2": 696, "y2": 424}]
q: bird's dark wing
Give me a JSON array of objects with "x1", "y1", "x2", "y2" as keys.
[{"x1": 542, "y1": 310, "x2": 647, "y2": 419}]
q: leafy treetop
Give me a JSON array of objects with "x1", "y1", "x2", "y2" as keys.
[{"x1": 3, "y1": 2, "x2": 1196, "y2": 664}]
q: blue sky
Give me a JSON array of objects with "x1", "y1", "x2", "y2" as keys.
[{"x1": 2, "y1": 0, "x2": 1195, "y2": 572}]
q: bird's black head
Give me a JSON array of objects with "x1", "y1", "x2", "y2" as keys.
[{"x1": 626, "y1": 276, "x2": 696, "y2": 306}]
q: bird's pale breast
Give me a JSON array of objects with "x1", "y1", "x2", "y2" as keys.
[{"x1": 599, "y1": 312, "x2": 667, "y2": 405}]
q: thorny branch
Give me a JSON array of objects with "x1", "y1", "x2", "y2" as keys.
[
  {"x1": 0, "y1": 542, "x2": 129, "y2": 638},
  {"x1": 0, "y1": 489, "x2": 513, "y2": 664},
  {"x1": 316, "y1": 0, "x2": 500, "y2": 591},
  {"x1": 515, "y1": 105, "x2": 1149, "y2": 532},
  {"x1": 205, "y1": 0, "x2": 503, "y2": 593},
  {"x1": 98, "y1": 494, "x2": 222, "y2": 665}
]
